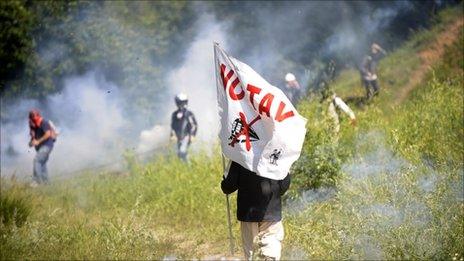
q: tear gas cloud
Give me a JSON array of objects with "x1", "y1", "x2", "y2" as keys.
[
  {"x1": 285, "y1": 187, "x2": 336, "y2": 215},
  {"x1": 338, "y1": 132, "x2": 462, "y2": 259},
  {"x1": 1, "y1": 1, "x2": 442, "y2": 179},
  {"x1": 218, "y1": 1, "x2": 423, "y2": 89},
  {"x1": 138, "y1": 12, "x2": 229, "y2": 154},
  {"x1": 165, "y1": 13, "x2": 228, "y2": 146},
  {"x1": 284, "y1": 131, "x2": 463, "y2": 259},
  {"x1": 1, "y1": 8, "x2": 230, "y2": 179},
  {"x1": 1, "y1": 73, "x2": 130, "y2": 177}
]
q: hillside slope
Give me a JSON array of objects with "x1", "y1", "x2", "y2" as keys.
[
  {"x1": 397, "y1": 16, "x2": 463, "y2": 103},
  {"x1": 286, "y1": 7, "x2": 463, "y2": 260}
]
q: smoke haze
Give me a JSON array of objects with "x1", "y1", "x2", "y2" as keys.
[
  {"x1": 283, "y1": 131, "x2": 463, "y2": 259},
  {"x1": 337, "y1": 132, "x2": 455, "y2": 259},
  {"x1": 166, "y1": 13, "x2": 228, "y2": 144},
  {"x1": 1, "y1": 72, "x2": 130, "y2": 177},
  {"x1": 1, "y1": 8, "x2": 231, "y2": 179},
  {"x1": 0, "y1": 1, "x2": 446, "y2": 179}
]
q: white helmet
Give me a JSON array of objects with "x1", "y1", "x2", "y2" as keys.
[
  {"x1": 175, "y1": 93, "x2": 188, "y2": 107},
  {"x1": 285, "y1": 73, "x2": 296, "y2": 82}
]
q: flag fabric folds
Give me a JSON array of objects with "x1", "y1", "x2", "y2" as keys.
[{"x1": 214, "y1": 43, "x2": 307, "y2": 180}]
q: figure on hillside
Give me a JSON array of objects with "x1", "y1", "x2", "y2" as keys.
[
  {"x1": 315, "y1": 59, "x2": 338, "y2": 97},
  {"x1": 221, "y1": 161, "x2": 291, "y2": 260},
  {"x1": 284, "y1": 72, "x2": 302, "y2": 104},
  {"x1": 170, "y1": 93, "x2": 197, "y2": 161},
  {"x1": 360, "y1": 43, "x2": 387, "y2": 100},
  {"x1": 28, "y1": 109, "x2": 57, "y2": 185},
  {"x1": 321, "y1": 90, "x2": 356, "y2": 137}
]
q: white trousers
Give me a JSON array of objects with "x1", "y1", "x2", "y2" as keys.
[{"x1": 240, "y1": 221, "x2": 284, "y2": 260}]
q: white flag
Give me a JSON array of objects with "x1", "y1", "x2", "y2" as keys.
[{"x1": 214, "y1": 43, "x2": 307, "y2": 180}]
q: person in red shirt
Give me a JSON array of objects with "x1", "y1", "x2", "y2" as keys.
[{"x1": 28, "y1": 109, "x2": 55, "y2": 184}]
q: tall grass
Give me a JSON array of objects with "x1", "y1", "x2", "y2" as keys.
[
  {"x1": 1, "y1": 151, "x2": 239, "y2": 259},
  {"x1": 0, "y1": 191, "x2": 31, "y2": 227}
]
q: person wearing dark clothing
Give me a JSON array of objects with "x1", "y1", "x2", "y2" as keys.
[
  {"x1": 28, "y1": 109, "x2": 55, "y2": 184},
  {"x1": 360, "y1": 43, "x2": 387, "y2": 100},
  {"x1": 221, "y1": 161, "x2": 291, "y2": 260},
  {"x1": 284, "y1": 73, "x2": 302, "y2": 105},
  {"x1": 170, "y1": 93, "x2": 197, "y2": 161}
]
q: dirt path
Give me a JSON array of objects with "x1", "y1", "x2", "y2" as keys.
[{"x1": 395, "y1": 17, "x2": 464, "y2": 105}]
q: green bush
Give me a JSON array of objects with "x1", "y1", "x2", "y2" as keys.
[
  {"x1": 390, "y1": 30, "x2": 463, "y2": 165},
  {"x1": 288, "y1": 101, "x2": 341, "y2": 198}
]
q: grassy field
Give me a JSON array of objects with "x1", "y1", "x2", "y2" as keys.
[{"x1": 1, "y1": 7, "x2": 463, "y2": 260}]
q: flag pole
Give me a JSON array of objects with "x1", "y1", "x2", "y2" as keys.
[
  {"x1": 222, "y1": 154, "x2": 235, "y2": 255},
  {"x1": 216, "y1": 43, "x2": 235, "y2": 255}
]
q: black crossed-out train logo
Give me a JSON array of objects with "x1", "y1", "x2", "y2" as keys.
[
  {"x1": 269, "y1": 149, "x2": 283, "y2": 165},
  {"x1": 228, "y1": 112, "x2": 261, "y2": 151}
]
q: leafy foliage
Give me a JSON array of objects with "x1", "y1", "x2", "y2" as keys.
[{"x1": 0, "y1": 1, "x2": 33, "y2": 85}]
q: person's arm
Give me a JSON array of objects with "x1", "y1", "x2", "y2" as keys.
[
  {"x1": 380, "y1": 48, "x2": 387, "y2": 56},
  {"x1": 372, "y1": 43, "x2": 387, "y2": 55},
  {"x1": 334, "y1": 97, "x2": 356, "y2": 125},
  {"x1": 29, "y1": 122, "x2": 35, "y2": 147},
  {"x1": 170, "y1": 113, "x2": 176, "y2": 141},
  {"x1": 189, "y1": 112, "x2": 198, "y2": 137},
  {"x1": 32, "y1": 122, "x2": 51, "y2": 146},
  {"x1": 360, "y1": 56, "x2": 370, "y2": 75},
  {"x1": 279, "y1": 174, "x2": 291, "y2": 196},
  {"x1": 187, "y1": 112, "x2": 198, "y2": 142},
  {"x1": 221, "y1": 161, "x2": 239, "y2": 194},
  {"x1": 34, "y1": 130, "x2": 51, "y2": 145}
]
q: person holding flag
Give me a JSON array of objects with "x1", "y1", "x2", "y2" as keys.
[
  {"x1": 221, "y1": 161, "x2": 291, "y2": 260},
  {"x1": 214, "y1": 43, "x2": 307, "y2": 260}
]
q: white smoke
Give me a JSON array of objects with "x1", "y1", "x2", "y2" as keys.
[
  {"x1": 219, "y1": 1, "x2": 418, "y2": 89},
  {"x1": 323, "y1": 26, "x2": 359, "y2": 56},
  {"x1": 338, "y1": 131, "x2": 445, "y2": 258},
  {"x1": 0, "y1": 2, "x2": 437, "y2": 180},
  {"x1": 1, "y1": 72, "x2": 130, "y2": 179},
  {"x1": 136, "y1": 125, "x2": 170, "y2": 154},
  {"x1": 137, "y1": 13, "x2": 229, "y2": 152},
  {"x1": 1, "y1": 8, "x2": 233, "y2": 179},
  {"x1": 362, "y1": 2, "x2": 413, "y2": 34},
  {"x1": 285, "y1": 187, "x2": 336, "y2": 215},
  {"x1": 49, "y1": 73, "x2": 129, "y2": 174}
]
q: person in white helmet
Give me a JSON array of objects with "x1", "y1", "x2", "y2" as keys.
[
  {"x1": 170, "y1": 93, "x2": 197, "y2": 161},
  {"x1": 284, "y1": 73, "x2": 302, "y2": 104}
]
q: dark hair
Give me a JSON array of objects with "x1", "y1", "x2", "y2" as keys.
[{"x1": 29, "y1": 109, "x2": 41, "y2": 119}]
